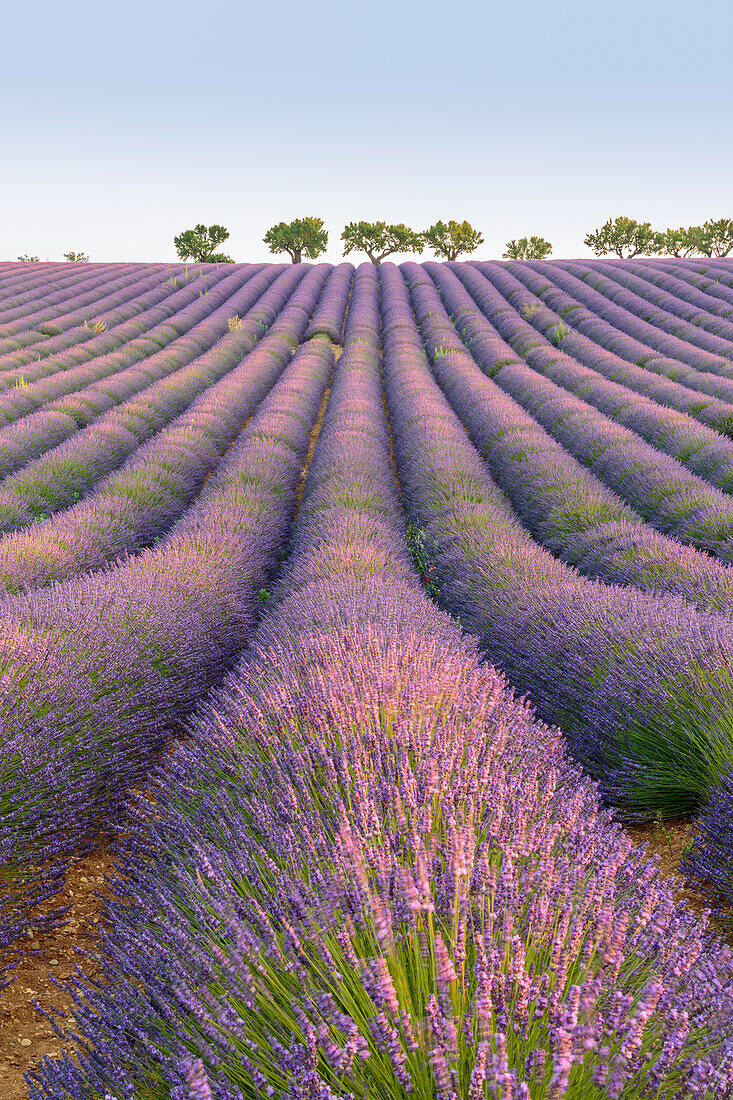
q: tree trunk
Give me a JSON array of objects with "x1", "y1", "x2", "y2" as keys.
[{"x1": 291, "y1": 249, "x2": 302, "y2": 263}]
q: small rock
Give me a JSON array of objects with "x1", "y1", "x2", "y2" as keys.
[
  {"x1": 49, "y1": 959, "x2": 59, "y2": 967},
  {"x1": 20, "y1": 1038, "x2": 31, "y2": 1047}
]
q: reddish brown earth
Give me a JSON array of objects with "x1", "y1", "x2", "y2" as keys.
[{"x1": 0, "y1": 849, "x2": 114, "y2": 1099}]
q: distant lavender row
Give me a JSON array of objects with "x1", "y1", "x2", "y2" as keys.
[
  {"x1": 540, "y1": 260, "x2": 733, "y2": 368},
  {"x1": 601, "y1": 258, "x2": 733, "y2": 334},
  {"x1": 0, "y1": 266, "x2": 309, "y2": 532},
  {"x1": 0, "y1": 264, "x2": 138, "y2": 327},
  {"x1": 507, "y1": 260, "x2": 733, "y2": 408},
  {"x1": 447, "y1": 264, "x2": 733, "y2": 560},
  {"x1": 0, "y1": 265, "x2": 172, "y2": 351},
  {"x1": 478, "y1": 261, "x2": 733, "y2": 433},
  {"x1": 0, "y1": 265, "x2": 250, "y2": 397},
  {"x1": 0, "y1": 266, "x2": 181, "y2": 369},
  {"x1": 0, "y1": 266, "x2": 267, "y2": 477},
  {"x1": 404, "y1": 263, "x2": 733, "y2": 615},
  {"x1": 0, "y1": 266, "x2": 334, "y2": 592},
  {"x1": 302, "y1": 261, "x2": 354, "y2": 342},
  {"x1": 432, "y1": 262, "x2": 733, "y2": 562},
  {"x1": 381, "y1": 261, "x2": 733, "y2": 822},
  {"x1": 0, "y1": 332, "x2": 334, "y2": 963},
  {"x1": 30, "y1": 263, "x2": 733, "y2": 1100}
]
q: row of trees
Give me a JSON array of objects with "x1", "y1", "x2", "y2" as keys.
[
  {"x1": 174, "y1": 219, "x2": 493, "y2": 266},
  {"x1": 585, "y1": 217, "x2": 733, "y2": 259},
  {"x1": 173, "y1": 215, "x2": 732, "y2": 265},
  {"x1": 17, "y1": 215, "x2": 732, "y2": 266}
]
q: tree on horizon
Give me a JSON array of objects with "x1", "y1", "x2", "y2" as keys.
[
  {"x1": 263, "y1": 217, "x2": 328, "y2": 263},
  {"x1": 341, "y1": 222, "x2": 424, "y2": 266},
  {"x1": 424, "y1": 220, "x2": 484, "y2": 261},
  {"x1": 173, "y1": 224, "x2": 233, "y2": 263}
]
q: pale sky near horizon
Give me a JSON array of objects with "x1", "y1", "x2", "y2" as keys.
[{"x1": 4, "y1": 0, "x2": 732, "y2": 265}]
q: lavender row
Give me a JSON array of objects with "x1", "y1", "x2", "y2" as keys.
[
  {"x1": 602, "y1": 259, "x2": 733, "y2": 331},
  {"x1": 511, "y1": 259, "x2": 733, "y2": 413},
  {"x1": 0, "y1": 263, "x2": 343, "y2": 591},
  {"x1": 566, "y1": 258, "x2": 733, "y2": 351},
  {"x1": 449, "y1": 265, "x2": 733, "y2": 548},
  {"x1": 0, "y1": 266, "x2": 312, "y2": 533},
  {"x1": 0, "y1": 266, "x2": 267, "y2": 477},
  {"x1": 0, "y1": 267, "x2": 336, "y2": 592},
  {"x1": 535, "y1": 260, "x2": 733, "y2": 369},
  {"x1": 0, "y1": 265, "x2": 172, "y2": 351},
  {"x1": 404, "y1": 263, "x2": 733, "y2": 615},
  {"x1": 302, "y1": 261, "x2": 354, "y2": 342},
  {"x1": 658, "y1": 258, "x2": 733, "y2": 307},
  {"x1": 432, "y1": 262, "x2": 733, "y2": 563},
  {"x1": 0, "y1": 265, "x2": 182, "y2": 369},
  {"x1": 29, "y1": 263, "x2": 733, "y2": 1100},
  {"x1": 0, "y1": 264, "x2": 250, "y2": 398},
  {"x1": 0, "y1": 264, "x2": 137, "y2": 327},
  {"x1": 0, "y1": 331, "x2": 334, "y2": 962},
  {"x1": 479, "y1": 261, "x2": 733, "y2": 429},
  {"x1": 382, "y1": 261, "x2": 733, "y2": 824},
  {"x1": 505, "y1": 259, "x2": 733, "y2": 403}
]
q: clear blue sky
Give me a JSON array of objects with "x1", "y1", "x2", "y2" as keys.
[{"x1": 4, "y1": 0, "x2": 732, "y2": 264}]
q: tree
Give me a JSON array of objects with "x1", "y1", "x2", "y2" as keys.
[
  {"x1": 688, "y1": 218, "x2": 733, "y2": 258},
  {"x1": 584, "y1": 217, "x2": 658, "y2": 259},
  {"x1": 341, "y1": 221, "x2": 424, "y2": 266},
  {"x1": 173, "y1": 224, "x2": 232, "y2": 263},
  {"x1": 263, "y1": 217, "x2": 328, "y2": 263},
  {"x1": 652, "y1": 227, "x2": 701, "y2": 258},
  {"x1": 64, "y1": 251, "x2": 89, "y2": 262},
  {"x1": 503, "y1": 236, "x2": 553, "y2": 260},
  {"x1": 423, "y1": 220, "x2": 484, "y2": 261},
  {"x1": 17, "y1": 255, "x2": 39, "y2": 262}
]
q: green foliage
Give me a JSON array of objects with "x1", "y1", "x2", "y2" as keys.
[
  {"x1": 406, "y1": 523, "x2": 438, "y2": 597},
  {"x1": 584, "y1": 217, "x2": 658, "y2": 259},
  {"x1": 206, "y1": 252, "x2": 234, "y2": 263},
  {"x1": 17, "y1": 255, "x2": 39, "y2": 263},
  {"x1": 423, "y1": 220, "x2": 483, "y2": 261},
  {"x1": 263, "y1": 217, "x2": 328, "y2": 263},
  {"x1": 688, "y1": 218, "x2": 733, "y2": 258},
  {"x1": 550, "y1": 321, "x2": 570, "y2": 346},
  {"x1": 652, "y1": 227, "x2": 701, "y2": 258},
  {"x1": 173, "y1": 224, "x2": 231, "y2": 263},
  {"x1": 63, "y1": 251, "x2": 89, "y2": 262},
  {"x1": 341, "y1": 221, "x2": 424, "y2": 266},
  {"x1": 503, "y1": 236, "x2": 553, "y2": 260}
]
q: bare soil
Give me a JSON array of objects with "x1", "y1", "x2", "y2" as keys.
[{"x1": 0, "y1": 849, "x2": 114, "y2": 1099}]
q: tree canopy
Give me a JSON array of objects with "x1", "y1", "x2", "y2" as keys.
[
  {"x1": 17, "y1": 255, "x2": 39, "y2": 263},
  {"x1": 688, "y1": 218, "x2": 733, "y2": 258},
  {"x1": 341, "y1": 221, "x2": 424, "y2": 266},
  {"x1": 64, "y1": 251, "x2": 89, "y2": 262},
  {"x1": 652, "y1": 228, "x2": 698, "y2": 258},
  {"x1": 263, "y1": 217, "x2": 328, "y2": 263},
  {"x1": 503, "y1": 236, "x2": 552, "y2": 260},
  {"x1": 424, "y1": 220, "x2": 483, "y2": 261},
  {"x1": 173, "y1": 224, "x2": 233, "y2": 263},
  {"x1": 584, "y1": 217, "x2": 658, "y2": 259}
]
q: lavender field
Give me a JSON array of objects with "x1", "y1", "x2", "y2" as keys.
[{"x1": 4, "y1": 257, "x2": 733, "y2": 1097}]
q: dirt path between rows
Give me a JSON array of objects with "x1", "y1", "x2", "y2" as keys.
[{"x1": 0, "y1": 849, "x2": 114, "y2": 1098}]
